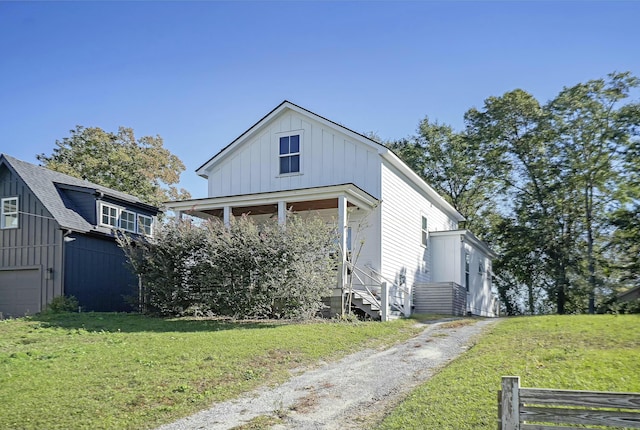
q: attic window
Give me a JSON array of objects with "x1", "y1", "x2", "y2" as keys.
[
  {"x1": 101, "y1": 203, "x2": 118, "y2": 228},
  {"x1": 137, "y1": 214, "x2": 153, "y2": 236},
  {"x1": 1, "y1": 197, "x2": 18, "y2": 229},
  {"x1": 279, "y1": 134, "x2": 300, "y2": 174},
  {"x1": 120, "y1": 210, "x2": 136, "y2": 232}
]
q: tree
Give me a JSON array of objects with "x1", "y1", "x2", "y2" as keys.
[
  {"x1": 37, "y1": 126, "x2": 191, "y2": 206},
  {"x1": 548, "y1": 72, "x2": 640, "y2": 313},
  {"x1": 465, "y1": 89, "x2": 581, "y2": 314},
  {"x1": 608, "y1": 100, "x2": 640, "y2": 293},
  {"x1": 386, "y1": 118, "x2": 498, "y2": 233}
]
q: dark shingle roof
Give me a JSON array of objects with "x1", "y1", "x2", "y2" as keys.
[{"x1": 0, "y1": 154, "x2": 156, "y2": 233}]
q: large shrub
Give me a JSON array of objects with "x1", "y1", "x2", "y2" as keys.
[{"x1": 118, "y1": 215, "x2": 337, "y2": 319}]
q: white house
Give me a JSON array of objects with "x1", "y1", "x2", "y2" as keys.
[{"x1": 166, "y1": 101, "x2": 498, "y2": 319}]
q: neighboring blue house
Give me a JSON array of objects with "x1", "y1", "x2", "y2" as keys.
[{"x1": 0, "y1": 154, "x2": 160, "y2": 318}]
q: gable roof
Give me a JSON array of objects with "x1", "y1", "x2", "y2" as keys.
[
  {"x1": 0, "y1": 154, "x2": 158, "y2": 233},
  {"x1": 195, "y1": 100, "x2": 465, "y2": 222}
]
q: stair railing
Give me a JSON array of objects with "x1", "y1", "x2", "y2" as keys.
[
  {"x1": 362, "y1": 264, "x2": 411, "y2": 316},
  {"x1": 345, "y1": 262, "x2": 411, "y2": 317},
  {"x1": 347, "y1": 264, "x2": 380, "y2": 307}
]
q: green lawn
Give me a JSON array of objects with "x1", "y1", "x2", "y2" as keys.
[
  {"x1": 377, "y1": 314, "x2": 640, "y2": 430},
  {"x1": 3, "y1": 314, "x2": 637, "y2": 430},
  {"x1": 0, "y1": 313, "x2": 422, "y2": 430}
]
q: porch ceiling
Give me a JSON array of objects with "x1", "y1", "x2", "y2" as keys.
[
  {"x1": 165, "y1": 183, "x2": 378, "y2": 217},
  {"x1": 202, "y1": 198, "x2": 355, "y2": 217}
]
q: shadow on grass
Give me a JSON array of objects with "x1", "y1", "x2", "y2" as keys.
[{"x1": 29, "y1": 312, "x2": 283, "y2": 333}]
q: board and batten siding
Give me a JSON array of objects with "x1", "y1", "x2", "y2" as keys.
[
  {"x1": 0, "y1": 165, "x2": 63, "y2": 314},
  {"x1": 379, "y1": 160, "x2": 459, "y2": 301},
  {"x1": 64, "y1": 234, "x2": 137, "y2": 312},
  {"x1": 207, "y1": 111, "x2": 381, "y2": 199}
]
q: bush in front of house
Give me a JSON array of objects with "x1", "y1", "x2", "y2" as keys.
[
  {"x1": 44, "y1": 295, "x2": 80, "y2": 313},
  {"x1": 118, "y1": 215, "x2": 338, "y2": 319}
]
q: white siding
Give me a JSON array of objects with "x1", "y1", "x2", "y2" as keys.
[
  {"x1": 464, "y1": 243, "x2": 496, "y2": 317},
  {"x1": 431, "y1": 235, "x2": 462, "y2": 285},
  {"x1": 205, "y1": 110, "x2": 381, "y2": 199},
  {"x1": 379, "y1": 160, "x2": 459, "y2": 303},
  {"x1": 431, "y1": 232, "x2": 497, "y2": 317}
]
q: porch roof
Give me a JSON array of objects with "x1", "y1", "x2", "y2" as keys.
[{"x1": 164, "y1": 183, "x2": 378, "y2": 218}]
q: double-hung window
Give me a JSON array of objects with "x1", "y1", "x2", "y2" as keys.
[
  {"x1": 465, "y1": 253, "x2": 470, "y2": 291},
  {"x1": 120, "y1": 210, "x2": 136, "y2": 232},
  {"x1": 1, "y1": 197, "x2": 19, "y2": 229},
  {"x1": 421, "y1": 215, "x2": 428, "y2": 247},
  {"x1": 279, "y1": 134, "x2": 300, "y2": 174}
]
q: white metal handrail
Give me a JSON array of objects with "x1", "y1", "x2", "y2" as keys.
[{"x1": 347, "y1": 262, "x2": 410, "y2": 316}]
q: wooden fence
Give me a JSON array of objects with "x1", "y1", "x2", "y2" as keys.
[{"x1": 498, "y1": 376, "x2": 640, "y2": 429}]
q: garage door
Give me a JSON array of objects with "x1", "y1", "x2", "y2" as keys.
[{"x1": 0, "y1": 268, "x2": 41, "y2": 318}]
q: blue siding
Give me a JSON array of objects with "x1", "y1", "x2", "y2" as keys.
[
  {"x1": 64, "y1": 234, "x2": 137, "y2": 312},
  {"x1": 58, "y1": 189, "x2": 98, "y2": 225}
]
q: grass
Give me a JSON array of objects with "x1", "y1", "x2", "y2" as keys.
[
  {"x1": 377, "y1": 314, "x2": 640, "y2": 430},
  {"x1": 0, "y1": 312, "x2": 423, "y2": 430}
]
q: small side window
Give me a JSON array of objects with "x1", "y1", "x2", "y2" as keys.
[
  {"x1": 421, "y1": 215, "x2": 428, "y2": 247},
  {"x1": 465, "y1": 253, "x2": 470, "y2": 291},
  {"x1": 1, "y1": 197, "x2": 19, "y2": 229}
]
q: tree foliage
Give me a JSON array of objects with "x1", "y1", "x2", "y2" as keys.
[
  {"x1": 118, "y1": 215, "x2": 338, "y2": 319},
  {"x1": 386, "y1": 118, "x2": 497, "y2": 232},
  {"x1": 37, "y1": 126, "x2": 191, "y2": 206},
  {"x1": 388, "y1": 72, "x2": 640, "y2": 314}
]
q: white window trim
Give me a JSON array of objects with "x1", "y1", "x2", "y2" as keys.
[
  {"x1": 99, "y1": 203, "x2": 152, "y2": 236},
  {"x1": 99, "y1": 202, "x2": 119, "y2": 228},
  {"x1": 1, "y1": 197, "x2": 19, "y2": 229},
  {"x1": 120, "y1": 209, "x2": 137, "y2": 233},
  {"x1": 137, "y1": 214, "x2": 154, "y2": 236},
  {"x1": 276, "y1": 130, "x2": 304, "y2": 177},
  {"x1": 420, "y1": 214, "x2": 428, "y2": 247},
  {"x1": 465, "y1": 252, "x2": 470, "y2": 292}
]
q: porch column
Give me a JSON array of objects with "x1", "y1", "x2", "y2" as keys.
[
  {"x1": 223, "y1": 206, "x2": 231, "y2": 227},
  {"x1": 333, "y1": 195, "x2": 348, "y2": 316},
  {"x1": 277, "y1": 201, "x2": 286, "y2": 225}
]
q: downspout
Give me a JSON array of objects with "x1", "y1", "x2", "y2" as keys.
[{"x1": 61, "y1": 229, "x2": 73, "y2": 309}]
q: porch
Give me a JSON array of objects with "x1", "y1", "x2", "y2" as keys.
[{"x1": 165, "y1": 184, "x2": 390, "y2": 318}]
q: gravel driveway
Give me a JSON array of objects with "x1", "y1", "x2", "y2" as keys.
[{"x1": 156, "y1": 318, "x2": 498, "y2": 430}]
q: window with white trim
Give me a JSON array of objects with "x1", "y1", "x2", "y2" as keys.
[
  {"x1": 120, "y1": 210, "x2": 136, "y2": 232},
  {"x1": 1, "y1": 197, "x2": 19, "y2": 229},
  {"x1": 279, "y1": 134, "x2": 300, "y2": 174},
  {"x1": 99, "y1": 203, "x2": 153, "y2": 236},
  {"x1": 137, "y1": 214, "x2": 153, "y2": 236},
  {"x1": 100, "y1": 203, "x2": 119, "y2": 228},
  {"x1": 465, "y1": 253, "x2": 470, "y2": 291},
  {"x1": 421, "y1": 215, "x2": 428, "y2": 247}
]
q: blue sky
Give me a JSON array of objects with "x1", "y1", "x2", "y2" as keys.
[{"x1": 2, "y1": 1, "x2": 639, "y2": 198}]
